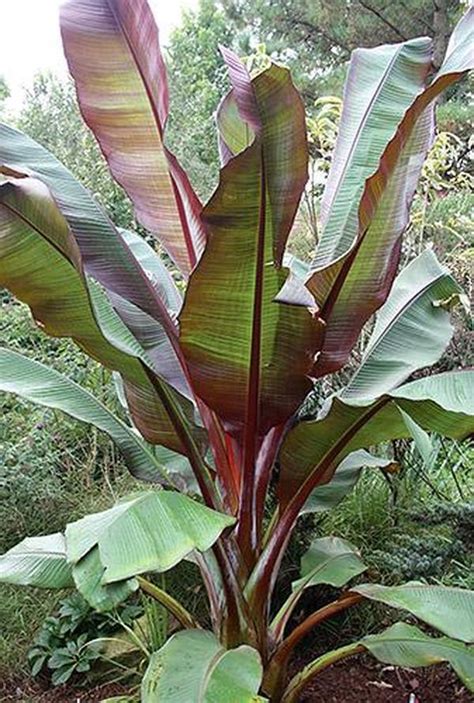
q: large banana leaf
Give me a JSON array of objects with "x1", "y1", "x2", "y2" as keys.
[
  {"x1": 60, "y1": 0, "x2": 206, "y2": 275},
  {"x1": 354, "y1": 582, "x2": 474, "y2": 643},
  {"x1": 0, "y1": 176, "x2": 198, "y2": 453},
  {"x1": 340, "y1": 248, "x2": 465, "y2": 402},
  {"x1": 307, "y1": 7, "x2": 474, "y2": 376},
  {"x1": 142, "y1": 630, "x2": 266, "y2": 702},
  {"x1": 0, "y1": 348, "x2": 175, "y2": 484},
  {"x1": 65, "y1": 491, "x2": 235, "y2": 582},
  {"x1": 180, "y1": 55, "x2": 321, "y2": 437},
  {"x1": 0, "y1": 124, "x2": 175, "y2": 335},
  {"x1": 278, "y1": 370, "x2": 474, "y2": 509},
  {"x1": 281, "y1": 623, "x2": 474, "y2": 702},
  {"x1": 313, "y1": 38, "x2": 432, "y2": 276},
  {"x1": 0, "y1": 533, "x2": 73, "y2": 589}
]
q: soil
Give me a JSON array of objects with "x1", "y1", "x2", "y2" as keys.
[
  {"x1": 0, "y1": 678, "x2": 131, "y2": 703},
  {"x1": 1, "y1": 658, "x2": 472, "y2": 701},
  {"x1": 291, "y1": 654, "x2": 473, "y2": 702}
]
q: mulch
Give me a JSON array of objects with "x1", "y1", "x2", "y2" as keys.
[{"x1": 1, "y1": 657, "x2": 472, "y2": 701}]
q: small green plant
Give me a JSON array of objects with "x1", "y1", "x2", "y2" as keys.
[
  {"x1": 0, "y1": 1, "x2": 473, "y2": 701},
  {"x1": 31, "y1": 632, "x2": 100, "y2": 686},
  {"x1": 27, "y1": 592, "x2": 143, "y2": 685}
]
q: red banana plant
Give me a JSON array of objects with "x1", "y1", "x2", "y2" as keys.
[{"x1": 0, "y1": 1, "x2": 473, "y2": 700}]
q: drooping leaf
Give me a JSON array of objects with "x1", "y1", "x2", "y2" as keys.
[
  {"x1": 306, "y1": 8, "x2": 474, "y2": 376},
  {"x1": 108, "y1": 230, "x2": 192, "y2": 402},
  {"x1": 141, "y1": 630, "x2": 266, "y2": 702},
  {"x1": 180, "y1": 58, "x2": 321, "y2": 436},
  {"x1": 398, "y1": 407, "x2": 434, "y2": 465},
  {"x1": 340, "y1": 249, "x2": 465, "y2": 403},
  {"x1": 0, "y1": 533, "x2": 73, "y2": 589},
  {"x1": 72, "y1": 547, "x2": 138, "y2": 612},
  {"x1": 278, "y1": 371, "x2": 474, "y2": 509},
  {"x1": 0, "y1": 348, "x2": 174, "y2": 484},
  {"x1": 301, "y1": 450, "x2": 397, "y2": 515},
  {"x1": 60, "y1": 0, "x2": 206, "y2": 275},
  {"x1": 65, "y1": 491, "x2": 235, "y2": 583},
  {"x1": 354, "y1": 582, "x2": 474, "y2": 643},
  {"x1": 361, "y1": 623, "x2": 474, "y2": 691},
  {"x1": 0, "y1": 176, "x2": 198, "y2": 453},
  {"x1": 0, "y1": 124, "x2": 175, "y2": 334}
]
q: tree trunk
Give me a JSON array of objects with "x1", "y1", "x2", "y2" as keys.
[{"x1": 432, "y1": 0, "x2": 450, "y2": 69}]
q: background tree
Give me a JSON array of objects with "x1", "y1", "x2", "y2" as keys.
[
  {"x1": 221, "y1": 0, "x2": 465, "y2": 99},
  {"x1": 165, "y1": 0, "x2": 236, "y2": 199},
  {"x1": 0, "y1": 77, "x2": 10, "y2": 117}
]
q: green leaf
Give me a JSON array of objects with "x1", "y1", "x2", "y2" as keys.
[
  {"x1": 0, "y1": 533, "x2": 73, "y2": 589},
  {"x1": 301, "y1": 450, "x2": 397, "y2": 515},
  {"x1": 216, "y1": 90, "x2": 254, "y2": 165},
  {"x1": 340, "y1": 249, "x2": 465, "y2": 402},
  {"x1": 398, "y1": 408, "x2": 434, "y2": 465},
  {"x1": 278, "y1": 370, "x2": 474, "y2": 509},
  {"x1": 313, "y1": 38, "x2": 433, "y2": 279},
  {"x1": 271, "y1": 536, "x2": 366, "y2": 637},
  {"x1": 0, "y1": 175, "x2": 199, "y2": 454},
  {"x1": 60, "y1": 0, "x2": 206, "y2": 275},
  {"x1": 72, "y1": 547, "x2": 138, "y2": 613},
  {"x1": 0, "y1": 123, "x2": 175, "y2": 331},
  {"x1": 361, "y1": 622, "x2": 474, "y2": 692},
  {"x1": 307, "y1": 8, "x2": 474, "y2": 376},
  {"x1": 294, "y1": 537, "x2": 367, "y2": 592},
  {"x1": 65, "y1": 491, "x2": 235, "y2": 583},
  {"x1": 110, "y1": 229, "x2": 192, "y2": 402},
  {"x1": 0, "y1": 348, "x2": 174, "y2": 485},
  {"x1": 180, "y1": 57, "x2": 320, "y2": 435},
  {"x1": 141, "y1": 630, "x2": 266, "y2": 702},
  {"x1": 118, "y1": 229, "x2": 182, "y2": 316},
  {"x1": 51, "y1": 664, "x2": 77, "y2": 686},
  {"x1": 354, "y1": 582, "x2": 474, "y2": 643}
]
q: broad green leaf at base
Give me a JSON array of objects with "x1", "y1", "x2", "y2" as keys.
[
  {"x1": 142, "y1": 630, "x2": 267, "y2": 702},
  {"x1": 66, "y1": 491, "x2": 235, "y2": 583}
]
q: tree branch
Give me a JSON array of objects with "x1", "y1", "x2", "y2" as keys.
[{"x1": 358, "y1": 0, "x2": 408, "y2": 41}]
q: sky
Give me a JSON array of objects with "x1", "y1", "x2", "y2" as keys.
[{"x1": 0, "y1": 0, "x2": 199, "y2": 112}]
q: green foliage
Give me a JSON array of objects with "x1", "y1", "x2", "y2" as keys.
[
  {"x1": 27, "y1": 592, "x2": 144, "y2": 685},
  {"x1": 222, "y1": 0, "x2": 464, "y2": 98},
  {"x1": 0, "y1": 77, "x2": 9, "y2": 116}
]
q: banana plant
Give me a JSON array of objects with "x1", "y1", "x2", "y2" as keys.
[{"x1": 0, "y1": 1, "x2": 473, "y2": 700}]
